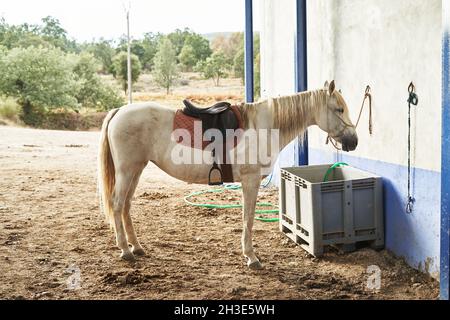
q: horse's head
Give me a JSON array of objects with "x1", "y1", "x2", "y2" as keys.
[{"x1": 315, "y1": 81, "x2": 358, "y2": 152}]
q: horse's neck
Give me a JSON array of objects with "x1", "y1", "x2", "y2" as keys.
[{"x1": 266, "y1": 90, "x2": 324, "y2": 149}]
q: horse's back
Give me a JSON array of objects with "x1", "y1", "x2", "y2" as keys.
[{"x1": 107, "y1": 102, "x2": 176, "y2": 165}]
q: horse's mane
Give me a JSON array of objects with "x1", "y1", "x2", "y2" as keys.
[{"x1": 238, "y1": 89, "x2": 327, "y2": 144}]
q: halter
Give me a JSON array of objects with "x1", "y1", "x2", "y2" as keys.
[
  {"x1": 326, "y1": 86, "x2": 372, "y2": 151},
  {"x1": 326, "y1": 111, "x2": 356, "y2": 150}
]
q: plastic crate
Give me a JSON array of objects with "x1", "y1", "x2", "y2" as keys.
[{"x1": 279, "y1": 164, "x2": 384, "y2": 257}]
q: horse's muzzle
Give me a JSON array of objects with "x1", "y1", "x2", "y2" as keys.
[{"x1": 341, "y1": 134, "x2": 358, "y2": 152}]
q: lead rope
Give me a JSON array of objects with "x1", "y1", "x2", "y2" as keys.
[
  {"x1": 406, "y1": 82, "x2": 419, "y2": 214},
  {"x1": 327, "y1": 85, "x2": 373, "y2": 150},
  {"x1": 356, "y1": 86, "x2": 373, "y2": 135}
]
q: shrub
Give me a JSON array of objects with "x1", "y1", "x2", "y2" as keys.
[
  {"x1": 0, "y1": 46, "x2": 79, "y2": 125},
  {"x1": 72, "y1": 52, "x2": 124, "y2": 110}
]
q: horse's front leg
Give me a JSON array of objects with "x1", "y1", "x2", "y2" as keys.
[{"x1": 241, "y1": 170, "x2": 263, "y2": 270}]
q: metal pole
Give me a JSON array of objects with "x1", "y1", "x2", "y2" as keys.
[
  {"x1": 244, "y1": 0, "x2": 254, "y2": 103},
  {"x1": 441, "y1": 0, "x2": 450, "y2": 301},
  {"x1": 126, "y1": 4, "x2": 132, "y2": 104},
  {"x1": 295, "y1": 0, "x2": 308, "y2": 165}
]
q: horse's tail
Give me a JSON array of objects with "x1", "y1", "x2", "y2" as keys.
[{"x1": 98, "y1": 108, "x2": 120, "y2": 227}]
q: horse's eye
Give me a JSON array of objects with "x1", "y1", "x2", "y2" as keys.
[{"x1": 336, "y1": 108, "x2": 344, "y2": 113}]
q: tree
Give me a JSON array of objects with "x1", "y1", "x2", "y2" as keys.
[
  {"x1": 212, "y1": 32, "x2": 243, "y2": 65},
  {"x1": 112, "y1": 51, "x2": 142, "y2": 94},
  {"x1": 117, "y1": 37, "x2": 146, "y2": 66},
  {"x1": 232, "y1": 33, "x2": 261, "y2": 98},
  {"x1": 0, "y1": 46, "x2": 79, "y2": 125},
  {"x1": 72, "y1": 52, "x2": 123, "y2": 110},
  {"x1": 233, "y1": 48, "x2": 245, "y2": 82},
  {"x1": 195, "y1": 51, "x2": 229, "y2": 86},
  {"x1": 39, "y1": 16, "x2": 79, "y2": 52},
  {"x1": 178, "y1": 44, "x2": 197, "y2": 71},
  {"x1": 153, "y1": 38, "x2": 179, "y2": 94},
  {"x1": 84, "y1": 39, "x2": 116, "y2": 74},
  {"x1": 141, "y1": 32, "x2": 163, "y2": 70},
  {"x1": 0, "y1": 16, "x2": 78, "y2": 53},
  {"x1": 167, "y1": 28, "x2": 192, "y2": 57},
  {"x1": 184, "y1": 33, "x2": 212, "y2": 62}
]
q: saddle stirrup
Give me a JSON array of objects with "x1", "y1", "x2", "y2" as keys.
[{"x1": 208, "y1": 162, "x2": 224, "y2": 186}]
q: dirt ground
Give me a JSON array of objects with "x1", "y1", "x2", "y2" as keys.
[{"x1": 0, "y1": 125, "x2": 439, "y2": 300}]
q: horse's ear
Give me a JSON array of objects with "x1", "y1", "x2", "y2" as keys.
[
  {"x1": 329, "y1": 80, "x2": 336, "y2": 95},
  {"x1": 324, "y1": 81, "x2": 329, "y2": 90}
]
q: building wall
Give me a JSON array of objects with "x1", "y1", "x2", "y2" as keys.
[
  {"x1": 259, "y1": 0, "x2": 442, "y2": 278},
  {"x1": 259, "y1": 0, "x2": 299, "y2": 183}
]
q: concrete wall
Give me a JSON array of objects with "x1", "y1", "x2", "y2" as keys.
[
  {"x1": 259, "y1": 0, "x2": 299, "y2": 183},
  {"x1": 259, "y1": 0, "x2": 442, "y2": 278}
]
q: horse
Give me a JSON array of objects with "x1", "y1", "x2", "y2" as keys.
[{"x1": 97, "y1": 80, "x2": 358, "y2": 269}]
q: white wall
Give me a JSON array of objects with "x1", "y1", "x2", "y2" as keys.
[
  {"x1": 307, "y1": 0, "x2": 442, "y2": 172},
  {"x1": 259, "y1": 0, "x2": 299, "y2": 178},
  {"x1": 258, "y1": 0, "x2": 443, "y2": 278},
  {"x1": 260, "y1": 0, "x2": 296, "y2": 97}
]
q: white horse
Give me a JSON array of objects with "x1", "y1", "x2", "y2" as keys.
[{"x1": 97, "y1": 80, "x2": 358, "y2": 269}]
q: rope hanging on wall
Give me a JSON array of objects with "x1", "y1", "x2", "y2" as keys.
[
  {"x1": 327, "y1": 85, "x2": 373, "y2": 151},
  {"x1": 356, "y1": 86, "x2": 373, "y2": 135},
  {"x1": 406, "y1": 82, "x2": 419, "y2": 214}
]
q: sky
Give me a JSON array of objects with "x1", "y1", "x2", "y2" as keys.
[{"x1": 0, "y1": 0, "x2": 260, "y2": 42}]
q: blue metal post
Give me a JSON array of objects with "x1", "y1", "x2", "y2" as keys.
[
  {"x1": 441, "y1": 0, "x2": 450, "y2": 301},
  {"x1": 296, "y1": 0, "x2": 308, "y2": 165},
  {"x1": 245, "y1": 0, "x2": 254, "y2": 103}
]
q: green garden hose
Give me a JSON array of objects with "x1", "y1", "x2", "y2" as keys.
[
  {"x1": 323, "y1": 162, "x2": 349, "y2": 182},
  {"x1": 184, "y1": 181, "x2": 279, "y2": 223},
  {"x1": 185, "y1": 164, "x2": 352, "y2": 222}
]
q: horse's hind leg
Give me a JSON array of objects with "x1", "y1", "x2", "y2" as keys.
[
  {"x1": 112, "y1": 170, "x2": 136, "y2": 262},
  {"x1": 122, "y1": 165, "x2": 146, "y2": 256}
]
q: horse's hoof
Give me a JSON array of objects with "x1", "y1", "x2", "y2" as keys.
[
  {"x1": 121, "y1": 251, "x2": 136, "y2": 262},
  {"x1": 132, "y1": 248, "x2": 146, "y2": 256},
  {"x1": 248, "y1": 260, "x2": 263, "y2": 270}
]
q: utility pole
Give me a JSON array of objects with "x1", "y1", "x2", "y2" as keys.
[{"x1": 124, "y1": 2, "x2": 132, "y2": 104}]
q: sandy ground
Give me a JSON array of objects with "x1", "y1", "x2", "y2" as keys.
[{"x1": 0, "y1": 125, "x2": 439, "y2": 300}]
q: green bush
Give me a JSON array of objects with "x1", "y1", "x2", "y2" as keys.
[
  {"x1": 0, "y1": 46, "x2": 123, "y2": 127},
  {"x1": 72, "y1": 52, "x2": 124, "y2": 111},
  {"x1": 0, "y1": 46, "x2": 79, "y2": 125}
]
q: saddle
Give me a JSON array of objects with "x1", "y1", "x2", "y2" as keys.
[{"x1": 173, "y1": 99, "x2": 244, "y2": 185}]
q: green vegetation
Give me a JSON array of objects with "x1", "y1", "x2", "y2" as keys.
[
  {"x1": 0, "y1": 46, "x2": 80, "y2": 125},
  {"x1": 112, "y1": 51, "x2": 142, "y2": 94},
  {"x1": 0, "y1": 46, "x2": 123, "y2": 126},
  {"x1": 153, "y1": 38, "x2": 179, "y2": 94},
  {"x1": 0, "y1": 16, "x2": 261, "y2": 129},
  {"x1": 195, "y1": 51, "x2": 229, "y2": 86},
  {"x1": 73, "y1": 52, "x2": 124, "y2": 110}
]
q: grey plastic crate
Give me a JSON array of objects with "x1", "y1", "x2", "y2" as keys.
[{"x1": 279, "y1": 164, "x2": 384, "y2": 257}]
